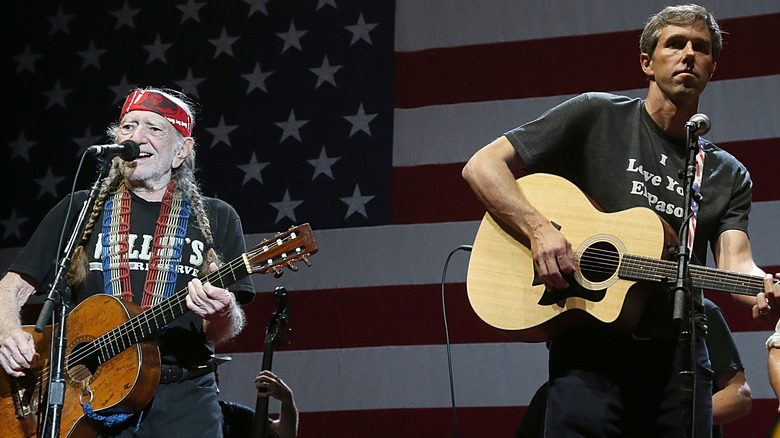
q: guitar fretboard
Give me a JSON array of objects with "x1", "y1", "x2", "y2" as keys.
[
  {"x1": 620, "y1": 254, "x2": 764, "y2": 296},
  {"x1": 92, "y1": 254, "x2": 251, "y2": 362}
]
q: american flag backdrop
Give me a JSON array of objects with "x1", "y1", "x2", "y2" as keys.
[{"x1": 1, "y1": 0, "x2": 780, "y2": 437}]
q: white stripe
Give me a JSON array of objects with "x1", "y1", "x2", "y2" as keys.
[
  {"x1": 216, "y1": 331, "x2": 775, "y2": 413},
  {"x1": 393, "y1": 75, "x2": 780, "y2": 167},
  {"x1": 5, "y1": 201, "x2": 778, "y2": 299},
  {"x1": 396, "y1": 0, "x2": 780, "y2": 52}
]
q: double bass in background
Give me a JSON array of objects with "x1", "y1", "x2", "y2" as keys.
[{"x1": 251, "y1": 287, "x2": 293, "y2": 438}]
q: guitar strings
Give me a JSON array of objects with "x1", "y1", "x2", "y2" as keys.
[
  {"x1": 567, "y1": 246, "x2": 765, "y2": 294},
  {"x1": 32, "y1": 233, "x2": 302, "y2": 382}
]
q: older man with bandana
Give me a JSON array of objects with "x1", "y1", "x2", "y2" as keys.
[{"x1": 0, "y1": 87, "x2": 254, "y2": 437}]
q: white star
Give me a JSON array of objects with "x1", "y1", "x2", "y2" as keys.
[
  {"x1": 242, "y1": 63, "x2": 273, "y2": 94},
  {"x1": 1, "y1": 210, "x2": 29, "y2": 240},
  {"x1": 47, "y1": 7, "x2": 74, "y2": 35},
  {"x1": 341, "y1": 185, "x2": 374, "y2": 219},
  {"x1": 10, "y1": 132, "x2": 36, "y2": 161},
  {"x1": 237, "y1": 153, "x2": 269, "y2": 184},
  {"x1": 112, "y1": 1, "x2": 140, "y2": 29},
  {"x1": 310, "y1": 55, "x2": 342, "y2": 88},
  {"x1": 270, "y1": 190, "x2": 304, "y2": 224},
  {"x1": 78, "y1": 41, "x2": 106, "y2": 70},
  {"x1": 275, "y1": 110, "x2": 308, "y2": 142},
  {"x1": 109, "y1": 75, "x2": 136, "y2": 103},
  {"x1": 35, "y1": 167, "x2": 66, "y2": 199},
  {"x1": 343, "y1": 103, "x2": 377, "y2": 137},
  {"x1": 14, "y1": 46, "x2": 41, "y2": 73},
  {"x1": 177, "y1": 0, "x2": 206, "y2": 24},
  {"x1": 276, "y1": 22, "x2": 307, "y2": 53},
  {"x1": 44, "y1": 79, "x2": 72, "y2": 109},
  {"x1": 144, "y1": 34, "x2": 173, "y2": 63},
  {"x1": 206, "y1": 116, "x2": 239, "y2": 147},
  {"x1": 316, "y1": 0, "x2": 338, "y2": 10},
  {"x1": 74, "y1": 126, "x2": 104, "y2": 157},
  {"x1": 345, "y1": 13, "x2": 377, "y2": 45},
  {"x1": 209, "y1": 28, "x2": 240, "y2": 59},
  {"x1": 176, "y1": 69, "x2": 206, "y2": 98},
  {"x1": 244, "y1": 0, "x2": 269, "y2": 16},
  {"x1": 307, "y1": 146, "x2": 340, "y2": 180}
]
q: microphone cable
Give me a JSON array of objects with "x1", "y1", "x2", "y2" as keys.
[{"x1": 440, "y1": 244, "x2": 473, "y2": 438}]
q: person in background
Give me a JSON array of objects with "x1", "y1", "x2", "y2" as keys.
[{"x1": 215, "y1": 356, "x2": 299, "y2": 438}]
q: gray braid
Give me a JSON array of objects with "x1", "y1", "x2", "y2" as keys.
[
  {"x1": 67, "y1": 160, "x2": 126, "y2": 285},
  {"x1": 171, "y1": 142, "x2": 223, "y2": 274}
]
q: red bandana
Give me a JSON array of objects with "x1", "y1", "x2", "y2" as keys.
[{"x1": 120, "y1": 90, "x2": 193, "y2": 137}]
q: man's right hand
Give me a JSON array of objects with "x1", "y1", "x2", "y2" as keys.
[
  {"x1": 530, "y1": 220, "x2": 576, "y2": 291},
  {"x1": 0, "y1": 329, "x2": 38, "y2": 377}
]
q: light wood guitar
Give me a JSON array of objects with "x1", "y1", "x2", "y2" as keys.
[
  {"x1": 0, "y1": 224, "x2": 317, "y2": 438},
  {"x1": 466, "y1": 173, "x2": 765, "y2": 342}
]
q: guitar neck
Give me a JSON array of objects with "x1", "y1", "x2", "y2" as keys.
[
  {"x1": 94, "y1": 253, "x2": 251, "y2": 361},
  {"x1": 620, "y1": 254, "x2": 764, "y2": 297}
]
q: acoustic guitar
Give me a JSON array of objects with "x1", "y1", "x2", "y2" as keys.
[
  {"x1": 0, "y1": 224, "x2": 317, "y2": 438},
  {"x1": 250, "y1": 287, "x2": 290, "y2": 438},
  {"x1": 466, "y1": 173, "x2": 766, "y2": 342}
]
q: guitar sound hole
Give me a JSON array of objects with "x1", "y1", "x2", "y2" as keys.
[
  {"x1": 67, "y1": 342, "x2": 100, "y2": 378},
  {"x1": 580, "y1": 241, "x2": 619, "y2": 284}
]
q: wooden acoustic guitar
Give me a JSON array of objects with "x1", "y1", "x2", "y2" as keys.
[
  {"x1": 466, "y1": 173, "x2": 766, "y2": 342},
  {"x1": 0, "y1": 224, "x2": 317, "y2": 438},
  {"x1": 250, "y1": 286, "x2": 290, "y2": 438}
]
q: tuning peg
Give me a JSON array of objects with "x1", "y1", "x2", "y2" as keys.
[
  {"x1": 273, "y1": 268, "x2": 284, "y2": 278},
  {"x1": 286, "y1": 262, "x2": 298, "y2": 272},
  {"x1": 302, "y1": 257, "x2": 311, "y2": 267}
]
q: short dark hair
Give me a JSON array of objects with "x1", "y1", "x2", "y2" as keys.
[{"x1": 639, "y1": 4, "x2": 723, "y2": 59}]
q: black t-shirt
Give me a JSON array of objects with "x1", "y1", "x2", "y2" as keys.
[
  {"x1": 504, "y1": 92, "x2": 752, "y2": 325},
  {"x1": 219, "y1": 400, "x2": 279, "y2": 438},
  {"x1": 11, "y1": 189, "x2": 255, "y2": 367},
  {"x1": 704, "y1": 298, "x2": 744, "y2": 438}
]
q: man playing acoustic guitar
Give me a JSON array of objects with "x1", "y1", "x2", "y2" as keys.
[
  {"x1": 0, "y1": 87, "x2": 253, "y2": 437},
  {"x1": 462, "y1": 4, "x2": 779, "y2": 437}
]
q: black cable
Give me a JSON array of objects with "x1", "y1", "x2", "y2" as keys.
[{"x1": 441, "y1": 244, "x2": 472, "y2": 438}]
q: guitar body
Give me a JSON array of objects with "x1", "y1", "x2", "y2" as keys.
[
  {"x1": 467, "y1": 173, "x2": 677, "y2": 342},
  {"x1": 0, "y1": 294, "x2": 161, "y2": 438}
]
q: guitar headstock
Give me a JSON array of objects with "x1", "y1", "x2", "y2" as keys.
[{"x1": 245, "y1": 223, "x2": 317, "y2": 278}]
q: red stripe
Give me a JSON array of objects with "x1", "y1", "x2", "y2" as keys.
[
  {"x1": 297, "y1": 400, "x2": 777, "y2": 438},
  {"x1": 720, "y1": 138, "x2": 780, "y2": 203},
  {"x1": 300, "y1": 406, "x2": 524, "y2": 438},
  {"x1": 390, "y1": 138, "x2": 780, "y2": 225},
  {"x1": 395, "y1": 13, "x2": 780, "y2": 109},
  {"x1": 220, "y1": 283, "x2": 509, "y2": 353}
]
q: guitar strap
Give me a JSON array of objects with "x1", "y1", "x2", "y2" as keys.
[
  {"x1": 686, "y1": 138, "x2": 706, "y2": 253},
  {"x1": 101, "y1": 180, "x2": 190, "y2": 310}
]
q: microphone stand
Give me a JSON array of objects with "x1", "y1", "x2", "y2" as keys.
[
  {"x1": 34, "y1": 159, "x2": 108, "y2": 438},
  {"x1": 672, "y1": 123, "x2": 702, "y2": 438}
]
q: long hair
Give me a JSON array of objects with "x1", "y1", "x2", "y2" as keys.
[{"x1": 67, "y1": 87, "x2": 220, "y2": 286}]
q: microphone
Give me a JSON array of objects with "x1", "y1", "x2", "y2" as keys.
[
  {"x1": 86, "y1": 140, "x2": 140, "y2": 161},
  {"x1": 685, "y1": 113, "x2": 711, "y2": 136}
]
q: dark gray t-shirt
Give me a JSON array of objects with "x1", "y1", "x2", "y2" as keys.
[
  {"x1": 504, "y1": 92, "x2": 752, "y2": 324},
  {"x1": 505, "y1": 92, "x2": 751, "y2": 266}
]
